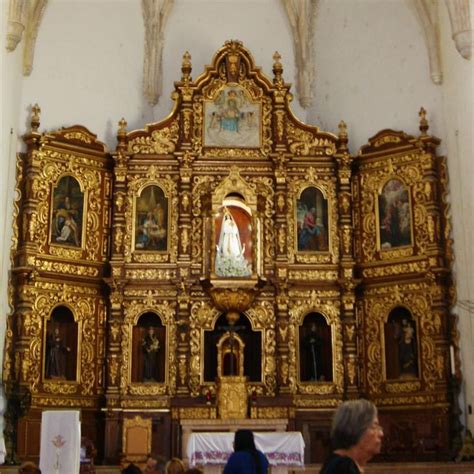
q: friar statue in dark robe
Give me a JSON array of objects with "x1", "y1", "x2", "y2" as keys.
[
  {"x1": 142, "y1": 326, "x2": 160, "y2": 382},
  {"x1": 304, "y1": 323, "x2": 323, "y2": 381},
  {"x1": 45, "y1": 327, "x2": 71, "y2": 379}
]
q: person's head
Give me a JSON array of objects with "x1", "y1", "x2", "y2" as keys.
[
  {"x1": 331, "y1": 399, "x2": 383, "y2": 459},
  {"x1": 233, "y1": 429, "x2": 256, "y2": 452},
  {"x1": 165, "y1": 457, "x2": 185, "y2": 474},
  {"x1": 18, "y1": 462, "x2": 41, "y2": 474},
  {"x1": 145, "y1": 453, "x2": 158, "y2": 471},
  {"x1": 148, "y1": 326, "x2": 155, "y2": 336},
  {"x1": 121, "y1": 463, "x2": 142, "y2": 474}
]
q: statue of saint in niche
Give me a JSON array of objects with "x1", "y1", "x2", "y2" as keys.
[
  {"x1": 142, "y1": 326, "x2": 160, "y2": 382},
  {"x1": 215, "y1": 207, "x2": 251, "y2": 277},
  {"x1": 45, "y1": 327, "x2": 71, "y2": 379},
  {"x1": 303, "y1": 323, "x2": 323, "y2": 381},
  {"x1": 393, "y1": 318, "x2": 417, "y2": 378}
]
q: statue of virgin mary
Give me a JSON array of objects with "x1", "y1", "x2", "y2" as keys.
[{"x1": 215, "y1": 207, "x2": 252, "y2": 277}]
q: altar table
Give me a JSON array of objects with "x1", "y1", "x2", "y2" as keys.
[{"x1": 187, "y1": 431, "x2": 305, "y2": 474}]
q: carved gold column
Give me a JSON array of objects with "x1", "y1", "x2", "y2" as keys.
[
  {"x1": 103, "y1": 120, "x2": 129, "y2": 460},
  {"x1": 418, "y1": 109, "x2": 450, "y2": 396},
  {"x1": 174, "y1": 52, "x2": 195, "y2": 395},
  {"x1": 12, "y1": 105, "x2": 43, "y2": 389},
  {"x1": 271, "y1": 52, "x2": 292, "y2": 393},
  {"x1": 335, "y1": 121, "x2": 359, "y2": 397},
  {"x1": 3, "y1": 105, "x2": 43, "y2": 462}
]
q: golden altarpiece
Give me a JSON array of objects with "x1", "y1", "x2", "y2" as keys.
[{"x1": 4, "y1": 41, "x2": 459, "y2": 464}]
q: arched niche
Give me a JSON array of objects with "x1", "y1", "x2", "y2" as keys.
[
  {"x1": 299, "y1": 312, "x2": 332, "y2": 382},
  {"x1": 377, "y1": 177, "x2": 412, "y2": 250},
  {"x1": 384, "y1": 306, "x2": 418, "y2": 380},
  {"x1": 134, "y1": 184, "x2": 169, "y2": 252},
  {"x1": 50, "y1": 175, "x2": 84, "y2": 248},
  {"x1": 296, "y1": 186, "x2": 329, "y2": 252},
  {"x1": 44, "y1": 305, "x2": 78, "y2": 381},
  {"x1": 204, "y1": 312, "x2": 261, "y2": 383},
  {"x1": 131, "y1": 312, "x2": 166, "y2": 383},
  {"x1": 214, "y1": 195, "x2": 253, "y2": 277},
  {"x1": 217, "y1": 332, "x2": 245, "y2": 377},
  {"x1": 210, "y1": 167, "x2": 262, "y2": 278}
]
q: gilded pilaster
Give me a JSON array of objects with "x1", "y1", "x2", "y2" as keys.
[{"x1": 335, "y1": 121, "x2": 359, "y2": 397}]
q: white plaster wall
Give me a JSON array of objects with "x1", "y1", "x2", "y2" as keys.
[
  {"x1": 310, "y1": 0, "x2": 445, "y2": 152},
  {"x1": 0, "y1": 0, "x2": 24, "y2": 461},
  {"x1": 20, "y1": 0, "x2": 299, "y2": 146},
  {"x1": 438, "y1": 0, "x2": 474, "y2": 432}
]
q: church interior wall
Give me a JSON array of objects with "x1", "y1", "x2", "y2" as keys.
[
  {"x1": 0, "y1": 0, "x2": 473, "y2": 463},
  {"x1": 437, "y1": 0, "x2": 474, "y2": 432}
]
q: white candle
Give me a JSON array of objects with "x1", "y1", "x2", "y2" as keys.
[{"x1": 450, "y1": 345, "x2": 455, "y2": 375}]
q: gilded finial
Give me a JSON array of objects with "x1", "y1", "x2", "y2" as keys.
[
  {"x1": 419, "y1": 107, "x2": 429, "y2": 135},
  {"x1": 31, "y1": 103, "x2": 41, "y2": 132},
  {"x1": 338, "y1": 120, "x2": 348, "y2": 139},
  {"x1": 181, "y1": 51, "x2": 192, "y2": 81},
  {"x1": 337, "y1": 120, "x2": 348, "y2": 151},
  {"x1": 117, "y1": 118, "x2": 127, "y2": 140},
  {"x1": 273, "y1": 51, "x2": 283, "y2": 85}
]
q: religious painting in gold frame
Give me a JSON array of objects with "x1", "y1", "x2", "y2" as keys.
[
  {"x1": 295, "y1": 186, "x2": 329, "y2": 253},
  {"x1": 50, "y1": 175, "x2": 85, "y2": 249},
  {"x1": 133, "y1": 184, "x2": 169, "y2": 252},
  {"x1": 376, "y1": 178, "x2": 413, "y2": 252},
  {"x1": 203, "y1": 85, "x2": 261, "y2": 148}
]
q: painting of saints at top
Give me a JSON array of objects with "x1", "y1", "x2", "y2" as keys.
[
  {"x1": 215, "y1": 206, "x2": 252, "y2": 277},
  {"x1": 296, "y1": 187, "x2": 329, "y2": 252},
  {"x1": 204, "y1": 86, "x2": 261, "y2": 148},
  {"x1": 378, "y1": 179, "x2": 412, "y2": 250},
  {"x1": 135, "y1": 185, "x2": 168, "y2": 251},
  {"x1": 51, "y1": 176, "x2": 84, "y2": 247}
]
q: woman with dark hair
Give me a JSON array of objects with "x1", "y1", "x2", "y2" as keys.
[
  {"x1": 320, "y1": 399, "x2": 384, "y2": 473},
  {"x1": 223, "y1": 429, "x2": 269, "y2": 474}
]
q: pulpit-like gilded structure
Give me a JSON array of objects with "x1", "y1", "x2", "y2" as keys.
[
  {"x1": 217, "y1": 376, "x2": 248, "y2": 419},
  {"x1": 5, "y1": 42, "x2": 458, "y2": 464}
]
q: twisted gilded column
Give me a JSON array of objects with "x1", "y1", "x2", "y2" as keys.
[{"x1": 335, "y1": 121, "x2": 359, "y2": 397}]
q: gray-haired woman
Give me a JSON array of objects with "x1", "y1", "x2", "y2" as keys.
[{"x1": 320, "y1": 399, "x2": 383, "y2": 473}]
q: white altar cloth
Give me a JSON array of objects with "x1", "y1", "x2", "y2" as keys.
[
  {"x1": 39, "y1": 410, "x2": 81, "y2": 474},
  {"x1": 187, "y1": 432, "x2": 305, "y2": 468}
]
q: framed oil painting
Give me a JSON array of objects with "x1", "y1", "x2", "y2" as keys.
[
  {"x1": 214, "y1": 205, "x2": 252, "y2": 277},
  {"x1": 378, "y1": 178, "x2": 412, "y2": 250},
  {"x1": 134, "y1": 185, "x2": 168, "y2": 252},
  {"x1": 204, "y1": 86, "x2": 261, "y2": 148},
  {"x1": 296, "y1": 187, "x2": 329, "y2": 252},
  {"x1": 50, "y1": 176, "x2": 84, "y2": 248}
]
